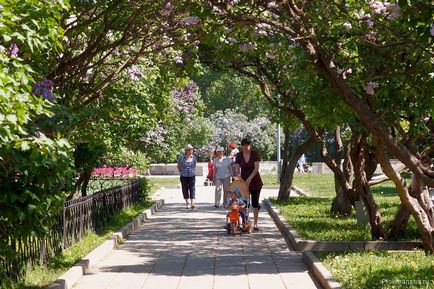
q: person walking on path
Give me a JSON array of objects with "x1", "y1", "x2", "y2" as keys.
[
  {"x1": 177, "y1": 144, "x2": 197, "y2": 209},
  {"x1": 235, "y1": 138, "x2": 263, "y2": 231},
  {"x1": 213, "y1": 146, "x2": 232, "y2": 208}
]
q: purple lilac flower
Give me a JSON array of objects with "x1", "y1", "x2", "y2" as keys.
[
  {"x1": 363, "y1": 81, "x2": 379, "y2": 95},
  {"x1": 128, "y1": 65, "x2": 143, "y2": 81},
  {"x1": 239, "y1": 43, "x2": 255, "y2": 52},
  {"x1": 369, "y1": 1, "x2": 400, "y2": 19},
  {"x1": 180, "y1": 16, "x2": 200, "y2": 27},
  {"x1": 8, "y1": 43, "x2": 19, "y2": 57},
  {"x1": 32, "y1": 78, "x2": 55, "y2": 102},
  {"x1": 431, "y1": 24, "x2": 434, "y2": 37}
]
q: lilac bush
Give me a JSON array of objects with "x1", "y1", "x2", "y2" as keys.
[{"x1": 195, "y1": 109, "x2": 279, "y2": 161}]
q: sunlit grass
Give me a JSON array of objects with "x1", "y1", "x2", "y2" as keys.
[
  {"x1": 316, "y1": 250, "x2": 434, "y2": 289},
  {"x1": 273, "y1": 173, "x2": 419, "y2": 241}
]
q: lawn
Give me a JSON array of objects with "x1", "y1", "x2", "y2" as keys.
[
  {"x1": 316, "y1": 250, "x2": 434, "y2": 289},
  {"x1": 146, "y1": 177, "x2": 181, "y2": 189},
  {"x1": 292, "y1": 173, "x2": 337, "y2": 197},
  {"x1": 274, "y1": 173, "x2": 433, "y2": 289},
  {"x1": 273, "y1": 173, "x2": 420, "y2": 241},
  {"x1": 261, "y1": 173, "x2": 280, "y2": 186}
]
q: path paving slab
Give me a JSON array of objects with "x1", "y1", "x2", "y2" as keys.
[{"x1": 72, "y1": 186, "x2": 321, "y2": 289}]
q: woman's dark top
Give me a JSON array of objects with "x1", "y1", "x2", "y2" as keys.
[{"x1": 235, "y1": 150, "x2": 263, "y2": 191}]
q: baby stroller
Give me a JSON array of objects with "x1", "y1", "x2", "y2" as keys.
[{"x1": 225, "y1": 180, "x2": 253, "y2": 235}]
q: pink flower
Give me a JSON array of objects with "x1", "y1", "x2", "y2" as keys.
[{"x1": 364, "y1": 81, "x2": 379, "y2": 95}]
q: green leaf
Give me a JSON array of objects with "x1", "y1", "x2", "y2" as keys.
[{"x1": 6, "y1": 114, "x2": 17, "y2": 123}]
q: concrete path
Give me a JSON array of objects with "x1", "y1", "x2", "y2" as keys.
[{"x1": 72, "y1": 179, "x2": 321, "y2": 289}]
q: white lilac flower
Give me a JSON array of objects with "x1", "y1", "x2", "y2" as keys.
[
  {"x1": 174, "y1": 56, "x2": 183, "y2": 64},
  {"x1": 363, "y1": 81, "x2": 379, "y2": 95},
  {"x1": 369, "y1": 1, "x2": 387, "y2": 14},
  {"x1": 65, "y1": 14, "x2": 77, "y2": 27},
  {"x1": 267, "y1": 2, "x2": 278, "y2": 9},
  {"x1": 365, "y1": 31, "x2": 377, "y2": 42},
  {"x1": 212, "y1": 6, "x2": 222, "y2": 14},
  {"x1": 128, "y1": 65, "x2": 143, "y2": 81},
  {"x1": 161, "y1": 2, "x2": 174, "y2": 16},
  {"x1": 266, "y1": 52, "x2": 277, "y2": 59},
  {"x1": 343, "y1": 22, "x2": 352, "y2": 30},
  {"x1": 340, "y1": 68, "x2": 352, "y2": 79}
]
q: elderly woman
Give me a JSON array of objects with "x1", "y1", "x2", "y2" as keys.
[
  {"x1": 235, "y1": 138, "x2": 263, "y2": 231},
  {"x1": 177, "y1": 144, "x2": 197, "y2": 209},
  {"x1": 213, "y1": 146, "x2": 232, "y2": 208}
]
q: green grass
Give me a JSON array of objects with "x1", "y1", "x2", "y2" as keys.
[
  {"x1": 273, "y1": 173, "x2": 420, "y2": 241},
  {"x1": 316, "y1": 250, "x2": 434, "y2": 289},
  {"x1": 146, "y1": 177, "x2": 181, "y2": 189},
  {"x1": 3, "y1": 199, "x2": 154, "y2": 289},
  {"x1": 292, "y1": 173, "x2": 337, "y2": 197},
  {"x1": 261, "y1": 173, "x2": 280, "y2": 186}
]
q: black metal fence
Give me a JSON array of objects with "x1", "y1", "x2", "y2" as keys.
[{"x1": 1, "y1": 180, "x2": 140, "y2": 280}]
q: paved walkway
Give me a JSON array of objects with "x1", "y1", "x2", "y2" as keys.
[{"x1": 73, "y1": 180, "x2": 321, "y2": 289}]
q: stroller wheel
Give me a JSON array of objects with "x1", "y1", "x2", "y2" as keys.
[{"x1": 230, "y1": 223, "x2": 237, "y2": 236}]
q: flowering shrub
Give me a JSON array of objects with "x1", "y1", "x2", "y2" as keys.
[{"x1": 92, "y1": 166, "x2": 138, "y2": 178}]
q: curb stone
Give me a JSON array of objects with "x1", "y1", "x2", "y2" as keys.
[
  {"x1": 263, "y1": 198, "x2": 423, "y2": 289},
  {"x1": 263, "y1": 198, "x2": 421, "y2": 252},
  {"x1": 47, "y1": 199, "x2": 164, "y2": 289},
  {"x1": 303, "y1": 252, "x2": 342, "y2": 289}
]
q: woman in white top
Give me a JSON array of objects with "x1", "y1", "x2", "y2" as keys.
[{"x1": 213, "y1": 146, "x2": 232, "y2": 208}]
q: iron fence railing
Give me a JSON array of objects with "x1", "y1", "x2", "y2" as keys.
[{"x1": 1, "y1": 180, "x2": 140, "y2": 281}]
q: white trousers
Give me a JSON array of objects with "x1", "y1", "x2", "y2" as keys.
[{"x1": 214, "y1": 177, "x2": 231, "y2": 206}]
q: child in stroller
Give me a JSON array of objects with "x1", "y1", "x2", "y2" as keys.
[{"x1": 225, "y1": 187, "x2": 253, "y2": 235}]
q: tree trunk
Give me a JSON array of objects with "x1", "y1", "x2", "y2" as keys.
[
  {"x1": 278, "y1": 135, "x2": 314, "y2": 201},
  {"x1": 374, "y1": 136, "x2": 433, "y2": 253},
  {"x1": 351, "y1": 134, "x2": 385, "y2": 239},
  {"x1": 330, "y1": 126, "x2": 353, "y2": 215},
  {"x1": 317, "y1": 127, "x2": 353, "y2": 216},
  {"x1": 387, "y1": 204, "x2": 411, "y2": 239},
  {"x1": 330, "y1": 179, "x2": 353, "y2": 216},
  {"x1": 81, "y1": 171, "x2": 91, "y2": 197},
  {"x1": 280, "y1": 126, "x2": 291, "y2": 182}
]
